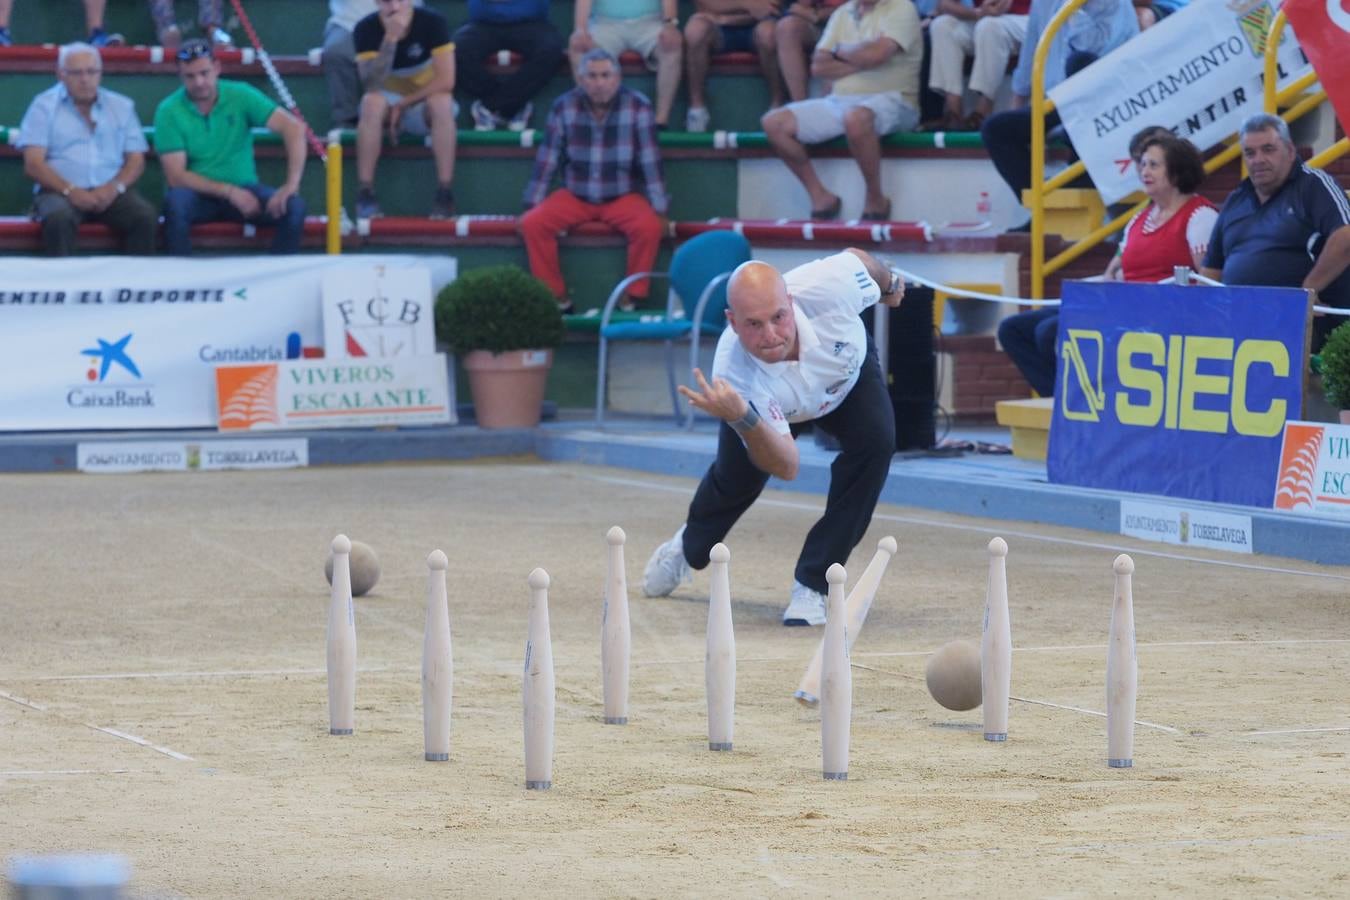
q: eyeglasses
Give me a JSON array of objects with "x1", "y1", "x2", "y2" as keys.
[{"x1": 176, "y1": 41, "x2": 214, "y2": 62}]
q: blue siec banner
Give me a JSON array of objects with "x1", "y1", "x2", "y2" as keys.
[{"x1": 1047, "y1": 282, "x2": 1308, "y2": 508}]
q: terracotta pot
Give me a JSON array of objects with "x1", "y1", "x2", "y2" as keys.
[
  {"x1": 462, "y1": 349, "x2": 553, "y2": 429},
  {"x1": 1340, "y1": 409, "x2": 1350, "y2": 426}
]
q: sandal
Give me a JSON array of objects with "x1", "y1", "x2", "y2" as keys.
[
  {"x1": 960, "y1": 111, "x2": 986, "y2": 132},
  {"x1": 810, "y1": 195, "x2": 843, "y2": 220},
  {"x1": 860, "y1": 199, "x2": 891, "y2": 222}
]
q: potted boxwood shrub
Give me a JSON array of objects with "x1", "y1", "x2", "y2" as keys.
[
  {"x1": 435, "y1": 265, "x2": 566, "y2": 429},
  {"x1": 1317, "y1": 318, "x2": 1350, "y2": 425}
]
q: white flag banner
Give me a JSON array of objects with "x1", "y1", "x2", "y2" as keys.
[
  {"x1": 1050, "y1": 0, "x2": 1312, "y2": 204},
  {"x1": 0, "y1": 254, "x2": 458, "y2": 431}
]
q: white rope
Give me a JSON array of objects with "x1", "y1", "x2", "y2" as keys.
[{"x1": 893, "y1": 267, "x2": 1350, "y2": 315}]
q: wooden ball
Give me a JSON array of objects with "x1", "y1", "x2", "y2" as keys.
[
  {"x1": 925, "y1": 639, "x2": 982, "y2": 711},
  {"x1": 325, "y1": 539, "x2": 381, "y2": 597}
]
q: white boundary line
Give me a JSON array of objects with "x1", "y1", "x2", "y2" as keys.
[
  {"x1": 0, "y1": 770, "x2": 134, "y2": 776},
  {"x1": 1244, "y1": 726, "x2": 1350, "y2": 736},
  {"x1": 85, "y1": 725, "x2": 194, "y2": 762},
  {"x1": 1008, "y1": 695, "x2": 1181, "y2": 733},
  {"x1": 0, "y1": 689, "x2": 47, "y2": 710},
  {"x1": 584, "y1": 473, "x2": 1350, "y2": 582},
  {"x1": 31, "y1": 666, "x2": 392, "y2": 682}
]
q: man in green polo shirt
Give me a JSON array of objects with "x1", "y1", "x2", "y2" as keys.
[{"x1": 153, "y1": 39, "x2": 308, "y2": 254}]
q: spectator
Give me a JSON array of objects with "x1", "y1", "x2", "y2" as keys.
[
  {"x1": 772, "y1": 0, "x2": 847, "y2": 106},
  {"x1": 1133, "y1": 0, "x2": 1187, "y2": 31},
  {"x1": 17, "y1": 42, "x2": 156, "y2": 255},
  {"x1": 760, "y1": 0, "x2": 923, "y2": 221},
  {"x1": 153, "y1": 40, "x2": 307, "y2": 255},
  {"x1": 0, "y1": 0, "x2": 123, "y2": 47},
  {"x1": 1202, "y1": 113, "x2": 1350, "y2": 355},
  {"x1": 979, "y1": 0, "x2": 1137, "y2": 228},
  {"x1": 455, "y1": 0, "x2": 565, "y2": 132},
  {"x1": 998, "y1": 127, "x2": 1212, "y2": 397},
  {"x1": 1103, "y1": 132, "x2": 1214, "y2": 281},
  {"x1": 683, "y1": 0, "x2": 781, "y2": 131},
  {"x1": 641, "y1": 250, "x2": 905, "y2": 625},
  {"x1": 353, "y1": 0, "x2": 456, "y2": 219},
  {"x1": 569, "y1": 0, "x2": 682, "y2": 130},
  {"x1": 520, "y1": 48, "x2": 667, "y2": 313},
  {"x1": 924, "y1": 0, "x2": 1030, "y2": 132},
  {"x1": 148, "y1": 0, "x2": 231, "y2": 49},
  {"x1": 322, "y1": 0, "x2": 423, "y2": 129}
]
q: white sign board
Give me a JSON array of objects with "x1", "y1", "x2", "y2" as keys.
[
  {"x1": 0, "y1": 255, "x2": 458, "y2": 431},
  {"x1": 77, "y1": 438, "x2": 310, "y2": 473},
  {"x1": 1051, "y1": 0, "x2": 1311, "y2": 204},
  {"x1": 215, "y1": 353, "x2": 454, "y2": 430},
  {"x1": 1119, "y1": 498, "x2": 1255, "y2": 553},
  {"x1": 320, "y1": 263, "x2": 442, "y2": 358},
  {"x1": 1273, "y1": 420, "x2": 1350, "y2": 516}
]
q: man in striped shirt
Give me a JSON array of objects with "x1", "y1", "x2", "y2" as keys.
[
  {"x1": 520, "y1": 48, "x2": 668, "y2": 313},
  {"x1": 1201, "y1": 114, "x2": 1350, "y2": 356}
]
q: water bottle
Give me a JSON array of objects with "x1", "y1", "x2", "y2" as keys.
[{"x1": 976, "y1": 191, "x2": 992, "y2": 225}]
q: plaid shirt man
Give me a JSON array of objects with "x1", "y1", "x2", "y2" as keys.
[{"x1": 523, "y1": 85, "x2": 668, "y2": 214}]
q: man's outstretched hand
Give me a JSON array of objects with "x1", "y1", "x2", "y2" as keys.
[{"x1": 677, "y1": 368, "x2": 748, "y2": 422}]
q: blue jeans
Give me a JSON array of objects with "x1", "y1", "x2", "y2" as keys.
[
  {"x1": 998, "y1": 307, "x2": 1058, "y2": 397},
  {"x1": 163, "y1": 185, "x2": 305, "y2": 255}
]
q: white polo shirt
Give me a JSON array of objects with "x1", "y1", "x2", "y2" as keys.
[{"x1": 711, "y1": 252, "x2": 882, "y2": 435}]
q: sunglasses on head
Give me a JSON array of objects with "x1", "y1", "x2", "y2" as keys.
[{"x1": 176, "y1": 41, "x2": 214, "y2": 62}]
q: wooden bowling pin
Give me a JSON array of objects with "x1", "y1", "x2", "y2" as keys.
[
  {"x1": 820, "y1": 563, "x2": 851, "y2": 780},
  {"x1": 795, "y1": 536, "x2": 898, "y2": 706},
  {"x1": 326, "y1": 534, "x2": 356, "y2": 735},
  {"x1": 523, "y1": 567, "x2": 555, "y2": 790},
  {"x1": 422, "y1": 550, "x2": 453, "y2": 762},
  {"x1": 981, "y1": 536, "x2": 1011, "y2": 742},
  {"x1": 601, "y1": 526, "x2": 631, "y2": 725},
  {"x1": 705, "y1": 543, "x2": 736, "y2": 751},
  {"x1": 1106, "y1": 554, "x2": 1137, "y2": 768}
]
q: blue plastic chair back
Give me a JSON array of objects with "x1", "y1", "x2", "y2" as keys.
[{"x1": 668, "y1": 230, "x2": 752, "y2": 331}]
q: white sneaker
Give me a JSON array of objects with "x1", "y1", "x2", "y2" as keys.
[
  {"x1": 507, "y1": 101, "x2": 533, "y2": 132},
  {"x1": 783, "y1": 580, "x2": 827, "y2": 626},
  {"x1": 685, "y1": 106, "x2": 711, "y2": 133},
  {"x1": 642, "y1": 525, "x2": 692, "y2": 597}
]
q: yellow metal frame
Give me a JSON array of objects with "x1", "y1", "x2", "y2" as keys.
[{"x1": 1027, "y1": 4, "x2": 1348, "y2": 297}]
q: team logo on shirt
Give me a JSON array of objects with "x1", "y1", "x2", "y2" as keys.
[
  {"x1": 407, "y1": 42, "x2": 424, "y2": 59},
  {"x1": 853, "y1": 270, "x2": 871, "y2": 292},
  {"x1": 832, "y1": 341, "x2": 846, "y2": 356}
]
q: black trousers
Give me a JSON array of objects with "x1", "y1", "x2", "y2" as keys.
[
  {"x1": 682, "y1": 337, "x2": 895, "y2": 594},
  {"x1": 453, "y1": 18, "x2": 565, "y2": 119},
  {"x1": 33, "y1": 189, "x2": 158, "y2": 256}
]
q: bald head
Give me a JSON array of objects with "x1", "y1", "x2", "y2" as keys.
[{"x1": 726, "y1": 260, "x2": 798, "y2": 363}]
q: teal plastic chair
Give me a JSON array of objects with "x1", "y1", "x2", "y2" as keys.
[{"x1": 594, "y1": 230, "x2": 752, "y2": 426}]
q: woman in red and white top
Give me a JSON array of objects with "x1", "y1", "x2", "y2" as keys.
[{"x1": 1105, "y1": 132, "x2": 1217, "y2": 283}]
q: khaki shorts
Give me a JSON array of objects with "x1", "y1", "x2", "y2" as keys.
[
  {"x1": 588, "y1": 14, "x2": 664, "y2": 69},
  {"x1": 378, "y1": 89, "x2": 458, "y2": 136},
  {"x1": 779, "y1": 92, "x2": 919, "y2": 145}
]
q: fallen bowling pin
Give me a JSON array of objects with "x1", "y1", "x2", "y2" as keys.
[
  {"x1": 422, "y1": 550, "x2": 453, "y2": 762},
  {"x1": 523, "y1": 567, "x2": 555, "y2": 790},
  {"x1": 705, "y1": 543, "x2": 735, "y2": 751},
  {"x1": 795, "y1": 536, "x2": 897, "y2": 706},
  {"x1": 981, "y1": 537, "x2": 1011, "y2": 742},
  {"x1": 601, "y1": 526, "x2": 631, "y2": 725},
  {"x1": 820, "y1": 564, "x2": 851, "y2": 780},
  {"x1": 326, "y1": 534, "x2": 356, "y2": 736},
  {"x1": 1107, "y1": 554, "x2": 1137, "y2": 768}
]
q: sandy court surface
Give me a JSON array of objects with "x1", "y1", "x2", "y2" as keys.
[{"x1": 1, "y1": 460, "x2": 1348, "y2": 897}]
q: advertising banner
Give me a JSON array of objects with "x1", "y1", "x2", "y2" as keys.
[
  {"x1": 0, "y1": 255, "x2": 458, "y2": 431},
  {"x1": 76, "y1": 438, "x2": 309, "y2": 474},
  {"x1": 1047, "y1": 281, "x2": 1309, "y2": 507},
  {"x1": 1282, "y1": 0, "x2": 1350, "y2": 134},
  {"x1": 321, "y1": 264, "x2": 439, "y2": 358},
  {"x1": 1273, "y1": 420, "x2": 1350, "y2": 515},
  {"x1": 215, "y1": 354, "x2": 453, "y2": 431},
  {"x1": 1119, "y1": 498, "x2": 1254, "y2": 553},
  {"x1": 1050, "y1": 0, "x2": 1311, "y2": 204}
]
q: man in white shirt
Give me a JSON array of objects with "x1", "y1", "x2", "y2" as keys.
[{"x1": 643, "y1": 248, "x2": 905, "y2": 625}]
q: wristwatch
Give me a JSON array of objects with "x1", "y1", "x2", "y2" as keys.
[
  {"x1": 663, "y1": 16, "x2": 679, "y2": 25},
  {"x1": 882, "y1": 268, "x2": 902, "y2": 296},
  {"x1": 114, "y1": 181, "x2": 127, "y2": 195},
  {"x1": 728, "y1": 402, "x2": 761, "y2": 436}
]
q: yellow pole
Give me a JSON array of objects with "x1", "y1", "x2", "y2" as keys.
[
  {"x1": 325, "y1": 130, "x2": 342, "y2": 255},
  {"x1": 1263, "y1": 10, "x2": 1286, "y2": 114},
  {"x1": 1029, "y1": 0, "x2": 1088, "y2": 299}
]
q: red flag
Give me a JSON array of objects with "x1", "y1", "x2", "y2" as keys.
[{"x1": 1283, "y1": 0, "x2": 1350, "y2": 132}]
